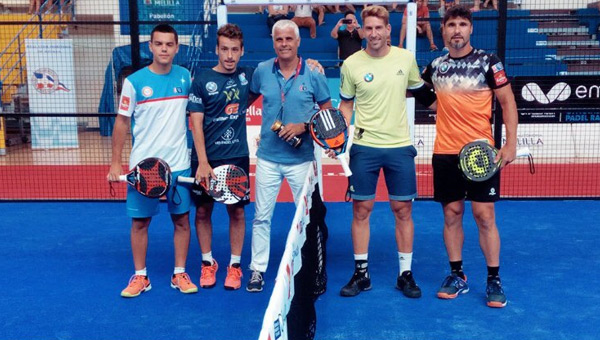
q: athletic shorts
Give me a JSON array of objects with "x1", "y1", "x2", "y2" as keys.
[
  {"x1": 126, "y1": 168, "x2": 192, "y2": 218},
  {"x1": 190, "y1": 156, "x2": 251, "y2": 207},
  {"x1": 348, "y1": 144, "x2": 417, "y2": 201},
  {"x1": 432, "y1": 154, "x2": 500, "y2": 203}
]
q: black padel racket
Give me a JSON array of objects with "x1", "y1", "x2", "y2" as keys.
[
  {"x1": 459, "y1": 141, "x2": 530, "y2": 182},
  {"x1": 119, "y1": 157, "x2": 172, "y2": 197},
  {"x1": 309, "y1": 108, "x2": 352, "y2": 176},
  {"x1": 179, "y1": 164, "x2": 249, "y2": 204}
]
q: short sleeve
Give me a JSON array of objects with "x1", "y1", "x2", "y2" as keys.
[
  {"x1": 310, "y1": 67, "x2": 331, "y2": 105},
  {"x1": 187, "y1": 76, "x2": 205, "y2": 113},
  {"x1": 407, "y1": 55, "x2": 425, "y2": 90},
  {"x1": 118, "y1": 78, "x2": 136, "y2": 117},
  {"x1": 249, "y1": 66, "x2": 261, "y2": 95},
  {"x1": 339, "y1": 62, "x2": 355, "y2": 101},
  {"x1": 485, "y1": 54, "x2": 510, "y2": 89}
]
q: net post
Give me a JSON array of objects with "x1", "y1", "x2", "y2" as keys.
[{"x1": 217, "y1": 4, "x2": 228, "y2": 27}]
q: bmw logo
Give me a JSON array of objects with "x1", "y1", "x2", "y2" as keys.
[
  {"x1": 364, "y1": 73, "x2": 374, "y2": 82},
  {"x1": 439, "y1": 62, "x2": 450, "y2": 74},
  {"x1": 206, "y1": 81, "x2": 218, "y2": 93}
]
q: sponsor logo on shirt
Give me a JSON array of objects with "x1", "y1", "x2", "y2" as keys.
[
  {"x1": 494, "y1": 70, "x2": 507, "y2": 86},
  {"x1": 174, "y1": 87, "x2": 183, "y2": 93},
  {"x1": 119, "y1": 96, "x2": 130, "y2": 111},
  {"x1": 239, "y1": 72, "x2": 248, "y2": 86},
  {"x1": 438, "y1": 62, "x2": 450, "y2": 74},
  {"x1": 225, "y1": 103, "x2": 239, "y2": 115},
  {"x1": 206, "y1": 82, "x2": 218, "y2": 93},
  {"x1": 491, "y1": 62, "x2": 504, "y2": 73},
  {"x1": 142, "y1": 86, "x2": 153, "y2": 97},
  {"x1": 189, "y1": 93, "x2": 202, "y2": 105},
  {"x1": 299, "y1": 83, "x2": 307, "y2": 92},
  {"x1": 363, "y1": 73, "x2": 374, "y2": 82},
  {"x1": 396, "y1": 69, "x2": 404, "y2": 76}
]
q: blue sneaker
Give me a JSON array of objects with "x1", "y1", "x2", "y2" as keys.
[
  {"x1": 486, "y1": 279, "x2": 507, "y2": 308},
  {"x1": 437, "y1": 274, "x2": 469, "y2": 299}
]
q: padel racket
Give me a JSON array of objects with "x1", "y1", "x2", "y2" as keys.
[
  {"x1": 119, "y1": 157, "x2": 172, "y2": 198},
  {"x1": 178, "y1": 164, "x2": 249, "y2": 205},
  {"x1": 459, "y1": 141, "x2": 531, "y2": 182},
  {"x1": 309, "y1": 108, "x2": 352, "y2": 177}
]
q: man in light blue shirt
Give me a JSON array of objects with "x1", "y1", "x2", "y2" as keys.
[{"x1": 246, "y1": 19, "x2": 331, "y2": 292}]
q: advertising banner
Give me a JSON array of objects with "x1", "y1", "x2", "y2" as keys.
[
  {"x1": 512, "y1": 76, "x2": 600, "y2": 123},
  {"x1": 25, "y1": 39, "x2": 78, "y2": 149},
  {"x1": 119, "y1": 0, "x2": 200, "y2": 35}
]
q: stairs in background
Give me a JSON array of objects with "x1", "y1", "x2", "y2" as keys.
[
  {"x1": 527, "y1": 8, "x2": 600, "y2": 75},
  {"x1": 0, "y1": 13, "x2": 67, "y2": 105}
]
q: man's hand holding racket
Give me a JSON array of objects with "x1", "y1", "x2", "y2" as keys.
[
  {"x1": 107, "y1": 162, "x2": 123, "y2": 182},
  {"x1": 194, "y1": 160, "x2": 216, "y2": 190},
  {"x1": 496, "y1": 143, "x2": 517, "y2": 168}
]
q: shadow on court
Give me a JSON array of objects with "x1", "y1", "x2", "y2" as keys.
[{"x1": 0, "y1": 200, "x2": 598, "y2": 339}]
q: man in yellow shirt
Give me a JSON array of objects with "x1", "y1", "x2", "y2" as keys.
[{"x1": 338, "y1": 5, "x2": 436, "y2": 298}]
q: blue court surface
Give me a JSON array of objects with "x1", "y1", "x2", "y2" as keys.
[{"x1": 0, "y1": 200, "x2": 598, "y2": 340}]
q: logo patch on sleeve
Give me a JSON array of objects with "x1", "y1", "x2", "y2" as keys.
[{"x1": 119, "y1": 96, "x2": 130, "y2": 111}]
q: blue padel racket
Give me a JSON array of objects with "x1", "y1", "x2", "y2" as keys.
[
  {"x1": 119, "y1": 157, "x2": 172, "y2": 198},
  {"x1": 179, "y1": 164, "x2": 249, "y2": 205},
  {"x1": 309, "y1": 108, "x2": 352, "y2": 177},
  {"x1": 459, "y1": 141, "x2": 531, "y2": 182}
]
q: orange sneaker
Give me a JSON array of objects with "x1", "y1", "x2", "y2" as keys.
[
  {"x1": 200, "y1": 260, "x2": 218, "y2": 288},
  {"x1": 224, "y1": 265, "x2": 243, "y2": 290},
  {"x1": 171, "y1": 273, "x2": 198, "y2": 294},
  {"x1": 121, "y1": 275, "x2": 151, "y2": 298}
]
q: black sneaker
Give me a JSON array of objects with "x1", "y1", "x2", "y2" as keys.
[
  {"x1": 246, "y1": 271, "x2": 264, "y2": 293},
  {"x1": 486, "y1": 278, "x2": 507, "y2": 308},
  {"x1": 340, "y1": 270, "x2": 371, "y2": 297},
  {"x1": 396, "y1": 271, "x2": 422, "y2": 298}
]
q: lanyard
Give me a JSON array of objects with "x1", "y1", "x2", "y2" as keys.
[{"x1": 275, "y1": 56, "x2": 302, "y2": 121}]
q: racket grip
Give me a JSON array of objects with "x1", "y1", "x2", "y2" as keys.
[
  {"x1": 177, "y1": 176, "x2": 196, "y2": 184},
  {"x1": 118, "y1": 175, "x2": 127, "y2": 182},
  {"x1": 337, "y1": 154, "x2": 353, "y2": 177},
  {"x1": 516, "y1": 147, "x2": 531, "y2": 158}
]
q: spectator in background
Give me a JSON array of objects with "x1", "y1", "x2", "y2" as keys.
[
  {"x1": 439, "y1": 0, "x2": 459, "y2": 17},
  {"x1": 325, "y1": 4, "x2": 356, "y2": 14},
  {"x1": 331, "y1": 11, "x2": 364, "y2": 64},
  {"x1": 473, "y1": 0, "x2": 498, "y2": 11},
  {"x1": 267, "y1": 5, "x2": 290, "y2": 34},
  {"x1": 291, "y1": 5, "x2": 324, "y2": 39},
  {"x1": 399, "y1": 0, "x2": 437, "y2": 51}
]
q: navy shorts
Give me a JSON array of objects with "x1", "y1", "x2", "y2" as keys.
[
  {"x1": 190, "y1": 156, "x2": 251, "y2": 206},
  {"x1": 348, "y1": 144, "x2": 417, "y2": 201},
  {"x1": 432, "y1": 154, "x2": 500, "y2": 203}
]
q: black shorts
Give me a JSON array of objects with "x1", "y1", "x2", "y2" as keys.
[
  {"x1": 432, "y1": 154, "x2": 500, "y2": 203},
  {"x1": 190, "y1": 156, "x2": 251, "y2": 206}
]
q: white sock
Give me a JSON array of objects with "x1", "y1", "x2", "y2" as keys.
[
  {"x1": 230, "y1": 255, "x2": 241, "y2": 266},
  {"x1": 202, "y1": 251, "x2": 213, "y2": 264},
  {"x1": 354, "y1": 253, "x2": 368, "y2": 261},
  {"x1": 135, "y1": 268, "x2": 147, "y2": 276},
  {"x1": 174, "y1": 267, "x2": 185, "y2": 275},
  {"x1": 398, "y1": 252, "x2": 413, "y2": 275}
]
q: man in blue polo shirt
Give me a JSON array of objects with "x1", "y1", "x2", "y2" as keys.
[{"x1": 246, "y1": 19, "x2": 332, "y2": 292}]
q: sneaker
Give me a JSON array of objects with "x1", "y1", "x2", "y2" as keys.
[
  {"x1": 486, "y1": 279, "x2": 507, "y2": 308},
  {"x1": 121, "y1": 275, "x2": 151, "y2": 298},
  {"x1": 224, "y1": 265, "x2": 243, "y2": 290},
  {"x1": 340, "y1": 270, "x2": 371, "y2": 297},
  {"x1": 171, "y1": 273, "x2": 198, "y2": 294},
  {"x1": 246, "y1": 271, "x2": 264, "y2": 292},
  {"x1": 437, "y1": 274, "x2": 469, "y2": 299},
  {"x1": 396, "y1": 271, "x2": 422, "y2": 298},
  {"x1": 200, "y1": 260, "x2": 218, "y2": 288}
]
